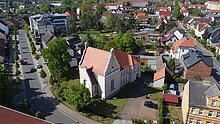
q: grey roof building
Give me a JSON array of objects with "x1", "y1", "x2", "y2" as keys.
[{"x1": 182, "y1": 50, "x2": 213, "y2": 69}]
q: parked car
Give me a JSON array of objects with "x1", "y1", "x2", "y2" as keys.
[
  {"x1": 29, "y1": 67, "x2": 36, "y2": 73},
  {"x1": 144, "y1": 101, "x2": 158, "y2": 109},
  {"x1": 35, "y1": 64, "x2": 43, "y2": 69}
]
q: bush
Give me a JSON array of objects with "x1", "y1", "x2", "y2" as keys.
[
  {"x1": 35, "y1": 111, "x2": 42, "y2": 119},
  {"x1": 31, "y1": 44, "x2": 36, "y2": 53},
  {"x1": 132, "y1": 118, "x2": 146, "y2": 124},
  {"x1": 28, "y1": 37, "x2": 31, "y2": 41},
  {"x1": 40, "y1": 69, "x2": 47, "y2": 78},
  {"x1": 14, "y1": 51, "x2": 19, "y2": 61},
  {"x1": 15, "y1": 68, "x2": 21, "y2": 75},
  {"x1": 35, "y1": 54, "x2": 40, "y2": 60},
  {"x1": 15, "y1": 62, "x2": 20, "y2": 69},
  {"x1": 157, "y1": 97, "x2": 164, "y2": 124},
  {"x1": 14, "y1": 43, "x2": 18, "y2": 49},
  {"x1": 15, "y1": 77, "x2": 22, "y2": 85},
  {"x1": 175, "y1": 78, "x2": 188, "y2": 84},
  {"x1": 23, "y1": 99, "x2": 30, "y2": 109},
  {"x1": 49, "y1": 76, "x2": 55, "y2": 85}
]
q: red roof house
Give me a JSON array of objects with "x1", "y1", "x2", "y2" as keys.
[
  {"x1": 63, "y1": 10, "x2": 77, "y2": 16},
  {"x1": 163, "y1": 93, "x2": 179, "y2": 106},
  {"x1": 0, "y1": 105, "x2": 52, "y2": 124}
]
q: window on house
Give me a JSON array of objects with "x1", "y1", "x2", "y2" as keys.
[
  {"x1": 206, "y1": 122, "x2": 211, "y2": 124},
  {"x1": 198, "y1": 109, "x2": 204, "y2": 116},
  {"x1": 121, "y1": 79, "x2": 122, "y2": 84},
  {"x1": 208, "y1": 111, "x2": 214, "y2": 117},
  {"x1": 94, "y1": 85, "x2": 97, "y2": 93},
  {"x1": 126, "y1": 77, "x2": 127, "y2": 82},
  {"x1": 83, "y1": 80, "x2": 86, "y2": 86},
  {"x1": 112, "y1": 66, "x2": 114, "y2": 69},
  {"x1": 211, "y1": 100, "x2": 216, "y2": 106},
  {"x1": 182, "y1": 49, "x2": 184, "y2": 52},
  {"x1": 189, "y1": 118, "x2": 194, "y2": 124},
  {"x1": 196, "y1": 120, "x2": 201, "y2": 124},
  {"x1": 111, "y1": 79, "x2": 114, "y2": 91},
  {"x1": 191, "y1": 108, "x2": 196, "y2": 114},
  {"x1": 216, "y1": 112, "x2": 220, "y2": 119}
]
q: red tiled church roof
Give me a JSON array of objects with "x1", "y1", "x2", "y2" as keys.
[{"x1": 80, "y1": 47, "x2": 139, "y2": 75}]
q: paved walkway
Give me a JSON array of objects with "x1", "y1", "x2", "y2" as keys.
[{"x1": 120, "y1": 76, "x2": 157, "y2": 121}]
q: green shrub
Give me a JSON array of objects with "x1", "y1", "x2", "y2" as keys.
[
  {"x1": 49, "y1": 76, "x2": 55, "y2": 85},
  {"x1": 15, "y1": 77, "x2": 22, "y2": 85},
  {"x1": 132, "y1": 118, "x2": 146, "y2": 124},
  {"x1": 15, "y1": 62, "x2": 19, "y2": 68},
  {"x1": 175, "y1": 78, "x2": 188, "y2": 84},
  {"x1": 35, "y1": 111, "x2": 42, "y2": 119},
  {"x1": 23, "y1": 99, "x2": 30, "y2": 109},
  {"x1": 40, "y1": 69, "x2": 47, "y2": 78},
  {"x1": 15, "y1": 68, "x2": 21, "y2": 75},
  {"x1": 14, "y1": 51, "x2": 19, "y2": 61},
  {"x1": 35, "y1": 54, "x2": 40, "y2": 60}
]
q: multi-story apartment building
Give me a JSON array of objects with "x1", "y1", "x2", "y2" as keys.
[
  {"x1": 182, "y1": 80, "x2": 220, "y2": 124},
  {"x1": 29, "y1": 13, "x2": 67, "y2": 36}
]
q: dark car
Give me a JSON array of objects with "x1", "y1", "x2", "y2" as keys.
[
  {"x1": 35, "y1": 64, "x2": 43, "y2": 69},
  {"x1": 144, "y1": 101, "x2": 158, "y2": 109},
  {"x1": 29, "y1": 67, "x2": 36, "y2": 73}
]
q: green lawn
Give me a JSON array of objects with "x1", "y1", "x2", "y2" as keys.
[
  {"x1": 165, "y1": 106, "x2": 182, "y2": 123},
  {"x1": 52, "y1": 80, "x2": 137, "y2": 124},
  {"x1": 144, "y1": 85, "x2": 163, "y2": 101}
]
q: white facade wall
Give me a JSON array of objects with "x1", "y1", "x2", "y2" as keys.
[
  {"x1": 38, "y1": 25, "x2": 54, "y2": 35},
  {"x1": 170, "y1": 47, "x2": 194, "y2": 59},
  {"x1": 195, "y1": 29, "x2": 205, "y2": 38},
  {"x1": 0, "y1": 22, "x2": 9, "y2": 34},
  {"x1": 153, "y1": 78, "x2": 165, "y2": 88}
]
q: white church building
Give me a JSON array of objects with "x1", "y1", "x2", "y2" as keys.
[{"x1": 79, "y1": 45, "x2": 141, "y2": 99}]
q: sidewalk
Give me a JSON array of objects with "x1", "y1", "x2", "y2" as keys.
[{"x1": 28, "y1": 32, "x2": 100, "y2": 124}]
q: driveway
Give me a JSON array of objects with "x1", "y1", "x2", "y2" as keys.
[{"x1": 120, "y1": 76, "x2": 157, "y2": 121}]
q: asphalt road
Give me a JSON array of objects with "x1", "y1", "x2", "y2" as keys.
[
  {"x1": 18, "y1": 29, "x2": 79, "y2": 124},
  {"x1": 177, "y1": 22, "x2": 220, "y2": 82}
]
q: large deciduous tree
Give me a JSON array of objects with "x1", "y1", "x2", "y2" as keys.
[
  {"x1": 173, "y1": 5, "x2": 184, "y2": 20},
  {"x1": 42, "y1": 38, "x2": 71, "y2": 82},
  {"x1": 62, "y1": 83, "x2": 91, "y2": 111}
]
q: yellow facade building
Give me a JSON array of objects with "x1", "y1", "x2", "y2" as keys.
[{"x1": 182, "y1": 80, "x2": 220, "y2": 124}]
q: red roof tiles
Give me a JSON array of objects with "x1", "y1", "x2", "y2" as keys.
[
  {"x1": 159, "y1": 11, "x2": 171, "y2": 16},
  {"x1": 198, "y1": 23, "x2": 209, "y2": 31},
  {"x1": 172, "y1": 38, "x2": 196, "y2": 53},
  {"x1": 63, "y1": 10, "x2": 76, "y2": 16},
  {"x1": 80, "y1": 47, "x2": 139, "y2": 75},
  {"x1": 163, "y1": 93, "x2": 179, "y2": 103},
  {"x1": 0, "y1": 106, "x2": 52, "y2": 124}
]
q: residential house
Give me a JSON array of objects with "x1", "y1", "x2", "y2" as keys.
[
  {"x1": 41, "y1": 31, "x2": 56, "y2": 49},
  {"x1": 153, "y1": 66, "x2": 174, "y2": 88},
  {"x1": 170, "y1": 38, "x2": 196, "y2": 59},
  {"x1": 5, "y1": 19, "x2": 20, "y2": 29},
  {"x1": 182, "y1": 50, "x2": 213, "y2": 80},
  {"x1": 104, "y1": 3, "x2": 123, "y2": 11},
  {"x1": 63, "y1": 10, "x2": 77, "y2": 16},
  {"x1": 158, "y1": 11, "x2": 171, "y2": 20},
  {"x1": 187, "y1": 18, "x2": 212, "y2": 32},
  {"x1": 79, "y1": 45, "x2": 141, "y2": 99},
  {"x1": 65, "y1": 37, "x2": 82, "y2": 50},
  {"x1": 29, "y1": 15, "x2": 54, "y2": 37},
  {"x1": 0, "y1": 39, "x2": 5, "y2": 63},
  {"x1": 161, "y1": 33, "x2": 177, "y2": 45},
  {"x1": 215, "y1": 43, "x2": 220, "y2": 55},
  {"x1": 182, "y1": 80, "x2": 220, "y2": 124},
  {"x1": 0, "y1": 105, "x2": 52, "y2": 124},
  {"x1": 181, "y1": 7, "x2": 189, "y2": 17},
  {"x1": 133, "y1": 13, "x2": 149, "y2": 22},
  {"x1": 159, "y1": 7, "x2": 171, "y2": 11},
  {"x1": 205, "y1": 1, "x2": 220, "y2": 10},
  {"x1": 209, "y1": 10, "x2": 220, "y2": 15},
  {"x1": 195, "y1": 23, "x2": 210, "y2": 38},
  {"x1": 19, "y1": 16, "x2": 30, "y2": 26},
  {"x1": 189, "y1": 4, "x2": 207, "y2": 11},
  {"x1": 0, "y1": 22, "x2": 9, "y2": 35},
  {"x1": 173, "y1": 29, "x2": 184, "y2": 40},
  {"x1": 163, "y1": 93, "x2": 180, "y2": 106},
  {"x1": 29, "y1": 14, "x2": 67, "y2": 35},
  {"x1": 208, "y1": 28, "x2": 220, "y2": 47}
]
